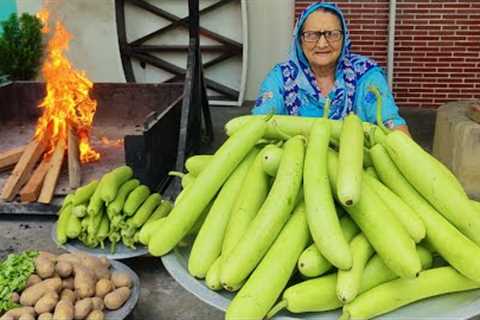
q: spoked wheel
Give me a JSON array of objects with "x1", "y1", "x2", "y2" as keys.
[{"x1": 114, "y1": 0, "x2": 248, "y2": 106}]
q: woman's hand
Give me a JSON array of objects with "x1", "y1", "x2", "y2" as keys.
[{"x1": 393, "y1": 125, "x2": 411, "y2": 137}]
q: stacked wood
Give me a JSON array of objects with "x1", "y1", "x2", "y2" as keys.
[
  {"x1": 0, "y1": 146, "x2": 26, "y2": 172},
  {"x1": 68, "y1": 126, "x2": 81, "y2": 189},
  {"x1": 0, "y1": 129, "x2": 83, "y2": 204},
  {"x1": 1, "y1": 139, "x2": 47, "y2": 201},
  {"x1": 38, "y1": 138, "x2": 66, "y2": 204},
  {"x1": 19, "y1": 157, "x2": 50, "y2": 202}
]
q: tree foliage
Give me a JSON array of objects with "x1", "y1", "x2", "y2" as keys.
[{"x1": 0, "y1": 13, "x2": 43, "y2": 80}]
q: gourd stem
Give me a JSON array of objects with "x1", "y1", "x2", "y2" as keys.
[
  {"x1": 368, "y1": 85, "x2": 390, "y2": 134},
  {"x1": 324, "y1": 97, "x2": 331, "y2": 119},
  {"x1": 265, "y1": 300, "x2": 287, "y2": 319},
  {"x1": 168, "y1": 171, "x2": 186, "y2": 179}
]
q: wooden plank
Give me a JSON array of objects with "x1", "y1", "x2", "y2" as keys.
[
  {"x1": 0, "y1": 145, "x2": 26, "y2": 172},
  {"x1": 19, "y1": 157, "x2": 51, "y2": 202},
  {"x1": 1, "y1": 139, "x2": 46, "y2": 201},
  {"x1": 0, "y1": 164, "x2": 15, "y2": 173},
  {"x1": 68, "y1": 127, "x2": 81, "y2": 189},
  {"x1": 38, "y1": 139, "x2": 66, "y2": 204}
]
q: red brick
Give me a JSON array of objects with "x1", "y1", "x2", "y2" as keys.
[
  {"x1": 435, "y1": 52, "x2": 456, "y2": 57},
  {"x1": 443, "y1": 3, "x2": 472, "y2": 9},
  {"x1": 452, "y1": 63, "x2": 479, "y2": 68},
  {"x1": 448, "y1": 94, "x2": 474, "y2": 99},
  {"x1": 443, "y1": 14, "x2": 468, "y2": 20},
  {"x1": 417, "y1": 3, "x2": 443, "y2": 9},
  {"x1": 455, "y1": 52, "x2": 480, "y2": 57},
  {"x1": 400, "y1": 9, "x2": 424, "y2": 15},
  {"x1": 466, "y1": 58, "x2": 480, "y2": 62},
  {"x1": 412, "y1": 74, "x2": 440, "y2": 83},
  {"x1": 441, "y1": 36, "x2": 467, "y2": 41},
  {"x1": 415, "y1": 25, "x2": 442, "y2": 30},
  {"x1": 410, "y1": 36, "x2": 440, "y2": 41},
  {"x1": 397, "y1": 3, "x2": 414, "y2": 9},
  {"x1": 360, "y1": 36, "x2": 386, "y2": 41},
  {"x1": 397, "y1": 25, "x2": 415, "y2": 30},
  {"x1": 395, "y1": 78, "x2": 413, "y2": 83},
  {"x1": 422, "y1": 83, "x2": 450, "y2": 88},
  {"x1": 411, "y1": 89, "x2": 430, "y2": 94},
  {"x1": 439, "y1": 46, "x2": 467, "y2": 52},
  {"x1": 450, "y1": 72, "x2": 479, "y2": 78}
]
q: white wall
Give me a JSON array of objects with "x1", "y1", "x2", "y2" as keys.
[
  {"x1": 16, "y1": 0, "x2": 125, "y2": 82},
  {"x1": 245, "y1": 0, "x2": 295, "y2": 100},
  {"x1": 15, "y1": 0, "x2": 295, "y2": 100}
]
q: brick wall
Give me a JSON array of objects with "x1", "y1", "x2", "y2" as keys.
[{"x1": 295, "y1": 0, "x2": 480, "y2": 109}]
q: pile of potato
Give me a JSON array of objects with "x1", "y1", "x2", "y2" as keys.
[{"x1": 0, "y1": 251, "x2": 133, "y2": 320}]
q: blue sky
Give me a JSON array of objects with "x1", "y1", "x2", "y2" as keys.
[{"x1": 0, "y1": 0, "x2": 17, "y2": 33}]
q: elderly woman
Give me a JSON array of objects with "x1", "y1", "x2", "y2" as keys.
[{"x1": 252, "y1": 2, "x2": 409, "y2": 134}]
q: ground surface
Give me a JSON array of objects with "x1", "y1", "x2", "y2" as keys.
[{"x1": 0, "y1": 105, "x2": 437, "y2": 320}]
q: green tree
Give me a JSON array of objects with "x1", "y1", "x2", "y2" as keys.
[{"x1": 0, "y1": 13, "x2": 43, "y2": 80}]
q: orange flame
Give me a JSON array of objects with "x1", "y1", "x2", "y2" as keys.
[
  {"x1": 36, "y1": 9, "x2": 49, "y2": 33},
  {"x1": 34, "y1": 9, "x2": 99, "y2": 163}
]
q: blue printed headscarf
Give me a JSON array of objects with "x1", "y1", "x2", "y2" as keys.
[{"x1": 281, "y1": 2, "x2": 377, "y2": 118}]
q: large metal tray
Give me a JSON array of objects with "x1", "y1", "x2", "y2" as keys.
[
  {"x1": 107, "y1": 259, "x2": 141, "y2": 320},
  {"x1": 161, "y1": 244, "x2": 480, "y2": 319},
  {"x1": 51, "y1": 223, "x2": 148, "y2": 260}
]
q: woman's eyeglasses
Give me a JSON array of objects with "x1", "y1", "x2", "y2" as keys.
[{"x1": 302, "y1": 30, "x2": 343, "y2": 43}]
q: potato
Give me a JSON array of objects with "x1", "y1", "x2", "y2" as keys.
[
  {"x1": 95, "y1": 279, "x2": 113, "y2": 298},
  {"x1": 60, "y1": 289, "x2": 76, "y2": 305},
  {"x1": 59, "y1": 253, "x2": 110, "y2": 279},
  {"x1": 51, "y1": 273, "x2": 62, "y2": 279},
  {"x1": 38, "y1": 251, "x2": 57, "y2": 263},
  {"x1": 1, "y1": 307, "x2": 35, "y2": 319},
  {"x1": 90, "y1": 297, "x2": 104, "y2": 311},
  {"x1": 0, "y1": 314, "x2": 14, "y2": 320},
  {"x1": 62, "y1": 277, "x2": 75, "y2": 290},
  {"x1": 74, "y1": 266, "x2": 96, "y2": 298},
  {"x1": 38, "y1": 313, "x2": 53, "y2": 320},
  {"x1": 20, "y1": 278, "x2": 62, "y2": 306},
  {"x1": 74, "y1": 298, "x2": 93, "y2": 320},
  {"x1": 98, "y1": 257, "x2": 110, "y2": 269},
  {"x1": 53, "y1": 300, "x2": 74, "y2": 320},
  {"x1": 18, "y1": 314, "x2": 35, "y2": 320},
  {"x1": 111, "y1": 272, "x2": 132, "y2": 289},
  {"x1": 57, "y1": 254, "x2": 81, "y2": 265},
  {"x1": 11, "y1": 292, "x2": 19, "y2": 303},
  {"x1": 35, "y1": 256, "x2": 56, "y2": 279},
  {"x1": 56, "y1": 261, "x2": 73, "y2": 278},
  {"x1": 86, "y1": 310, "x2": 104, "y2": 320},
  {"x1": 34, "y1": 291, "x2": 59, "y2": 314},
  {"x1": 47, "y1": 277, "x2": 63, "y2": 290},
  {"x1": 26, "y1": 274, "x2": 42, "y2": 288},
  {"x1": 75, "y1": 253, "x2": 110, "y2": 280},
  {"x1": 104, "y1": 287, "x2": 130, "y2": 310}
]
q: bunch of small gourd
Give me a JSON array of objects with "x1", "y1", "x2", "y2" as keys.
[{"x1": 56, "y1": 166, "x2": 172, "y2": 253}]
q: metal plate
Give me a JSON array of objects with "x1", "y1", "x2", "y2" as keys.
[
  {"x1": 107, "y1": 260, "x2": 141, "y2": 320},
  {"x1": 161, "y1": 244, "x2": 480, "y2": 320},
  {"x1": 51, "y1": 223, "x2": 148, "y2": 260}
]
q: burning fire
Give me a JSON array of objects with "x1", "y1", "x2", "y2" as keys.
[{"x1": 34, "y1": 9, "x2": 99, "y2": 163}]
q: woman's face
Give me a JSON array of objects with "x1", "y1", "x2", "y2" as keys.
[{"x1": 301, "y1": 10, "x2": 343, "y2": 70}]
